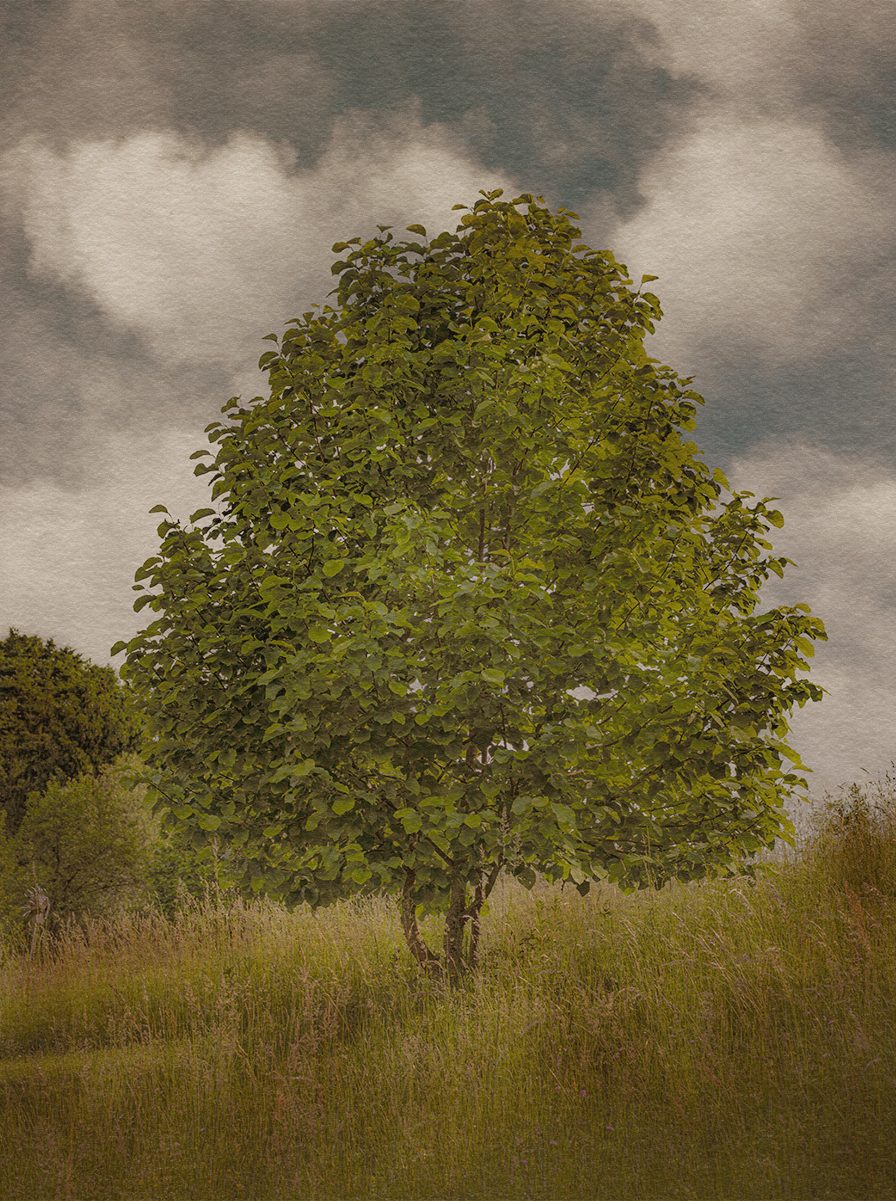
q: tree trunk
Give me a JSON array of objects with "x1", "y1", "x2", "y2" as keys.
[
  {"x1": 466, "y1": 877, "x2": 484, "y2": 972},
  {"x1": 400, "y1": 870, "x2": 441, "y2": 976},
  {"x1": 442, "y1": 877, "x2": 469, "y2": 984},
  {"x1": 400, "y1": 860, "x2": 505, "y2": 987}
]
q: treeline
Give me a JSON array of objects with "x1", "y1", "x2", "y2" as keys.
[{"x1": 0, "y1": 629, "x2": 228, "y2": 952}]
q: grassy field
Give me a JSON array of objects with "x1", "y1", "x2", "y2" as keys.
[{"x1": 1, "y1": 781, "x2": 895, "y2": 1201}]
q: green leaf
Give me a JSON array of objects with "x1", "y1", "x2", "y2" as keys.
[
  {"x1": 405, "y1": 224, "x2": 427, "y2": 237},
  {"x1": 307, "y1": 627, "x2": 331, "y2": 643},
  {"x1": 480, "y1": 668, "x2": 505, "y2": 686},
  {"x1": 395, "y1": 807, "x2": 422, "y2": 834},
  {"x1": 388, "y1": 680, "x2": 408, "y2": 696},
  {"x1": 148, "y1": 504, "x2": 169, "y2": 515},
  {"x1": 515, "y1": 866, "x2": 537, "y2": 889},
  {"x1": 323, "y1": 559, "x2": 346, "y2": 577},
  {"x1": 542, "y1": 353, "x2": 574, "y2": 372},
  {"x1": 332, "y1": 797, "x2": 355, "y2": 815},
  {"x1": 271, "y1": 760, "x2": 315, "y2": 782}
]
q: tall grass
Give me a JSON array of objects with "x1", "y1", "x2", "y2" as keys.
[{"x1": 1, "y1": 780, "x2": 895, "y2": 1201}]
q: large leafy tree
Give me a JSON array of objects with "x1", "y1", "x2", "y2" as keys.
[
  {"x1": 116, "y1": 191, "x2": 826, "y2": 982},
  {"x1": 0, "y1": 629, "x2": 144, "y2": 836}
]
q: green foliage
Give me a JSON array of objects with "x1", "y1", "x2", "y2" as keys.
[
  {"x1": 0, "y1": 629, "x2": 145, "y2": 837},
  {"x1": 10, "y1": 755, "x2": 156, "y2": 930},
  {"x1": 0, "y1": 750, "x2": 237, "y2": 947},
  {"x1": 116, "y1": 189, "x2": 826, "y2": 979},
  {"x1": 143, "y1": 823, "x2": 240, "y2": 919},
  {"x1": 0, "y1": 810, "x2": 29, "y2": 957},
  {"x1": 808, "y1": 769, "x2": 896, "y2": 899}
]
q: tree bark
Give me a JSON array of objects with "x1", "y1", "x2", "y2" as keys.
[
  {"x1": 401, "y1": 859, "x2": 506, "y2": 986},
  {"x1": 463, "y1": 858, "x2": 504, "y2": 972},
  {"x1": 442, "y1": 877, "x2": 469, "y2": 984},
  {"x1": 400, "y1": 870, "x2": 441, "y2": 976}
]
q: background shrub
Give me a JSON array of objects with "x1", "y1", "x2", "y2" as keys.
[
  {"x1": 808, "y1": 768, "x2": 896, "y2": 898},
  {"x1": 0, "y1": 628, "x2": 144, "y2": 837},
  {"x1": 0, "y1": 749, "x2": 244, "y2": 954},
  {"x1": 9, "y1": 754, "x2": 156, "y2": 933}
]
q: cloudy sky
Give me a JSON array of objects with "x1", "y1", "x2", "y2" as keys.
[{"x1": 1, "y1": 0, "x2": 894, "y2": 816}]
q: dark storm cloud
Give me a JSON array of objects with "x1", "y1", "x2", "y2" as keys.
[
  {"x1": 2, "y1": 0, "x2": 894, "y2": 485},
  {"x1": 4, "y1": 0, "x2": 701, "y2": 209},
  {"x1": 311, "y1": 0, "x2": 703, "y2": 214},
  {"x1": 1, "y1": 0, "x2": 173, "y2": 152},
  {"x1": 694, "y1": 352, "x2": 896, "y2": 476},
  {"x1": 791, "y1": 0, "x2": 896, "y2": 152},
  {"x1": 0, "y1": 0, "x2": 706, "y2": 490}
]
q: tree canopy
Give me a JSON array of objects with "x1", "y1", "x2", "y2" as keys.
[
  {"x1": 115, "y1": 190, "x2": 826, "y2": 981},
  {"x1": 0, "y1": 629, "x2": 144, "y2": 836}
]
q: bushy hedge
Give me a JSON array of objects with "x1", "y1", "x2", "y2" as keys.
[{"x1": 0, "y1": 753, "x2": 240, "y2": 957}]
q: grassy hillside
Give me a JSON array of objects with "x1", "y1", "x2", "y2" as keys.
[{"x1": 1, "y1": 781, "x2": 894, "y2": 1201}]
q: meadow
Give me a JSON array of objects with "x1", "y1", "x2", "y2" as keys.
[{"x1": 1, "y1": 778, "x2": 895, "y2": 1201}]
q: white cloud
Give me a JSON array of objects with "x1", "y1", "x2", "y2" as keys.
[
  {"x1": 8, "y1": 131, "x2": 300, "y2": 365},
  {"x1": 724, "y1": 441, "x2": 896, "y2": 807},
  {"x1": 2, "y1": 105, "x2": 513, "y2": 367},
  {"x1": 0, "y1": 424, "x2": 220, "y2": 669},
  {"x1": 583, "y1": 112, "x2": 896, "y2": 379},
  {"x1": 0, "y1": 103, "x2": 516, "y2": 668}
]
